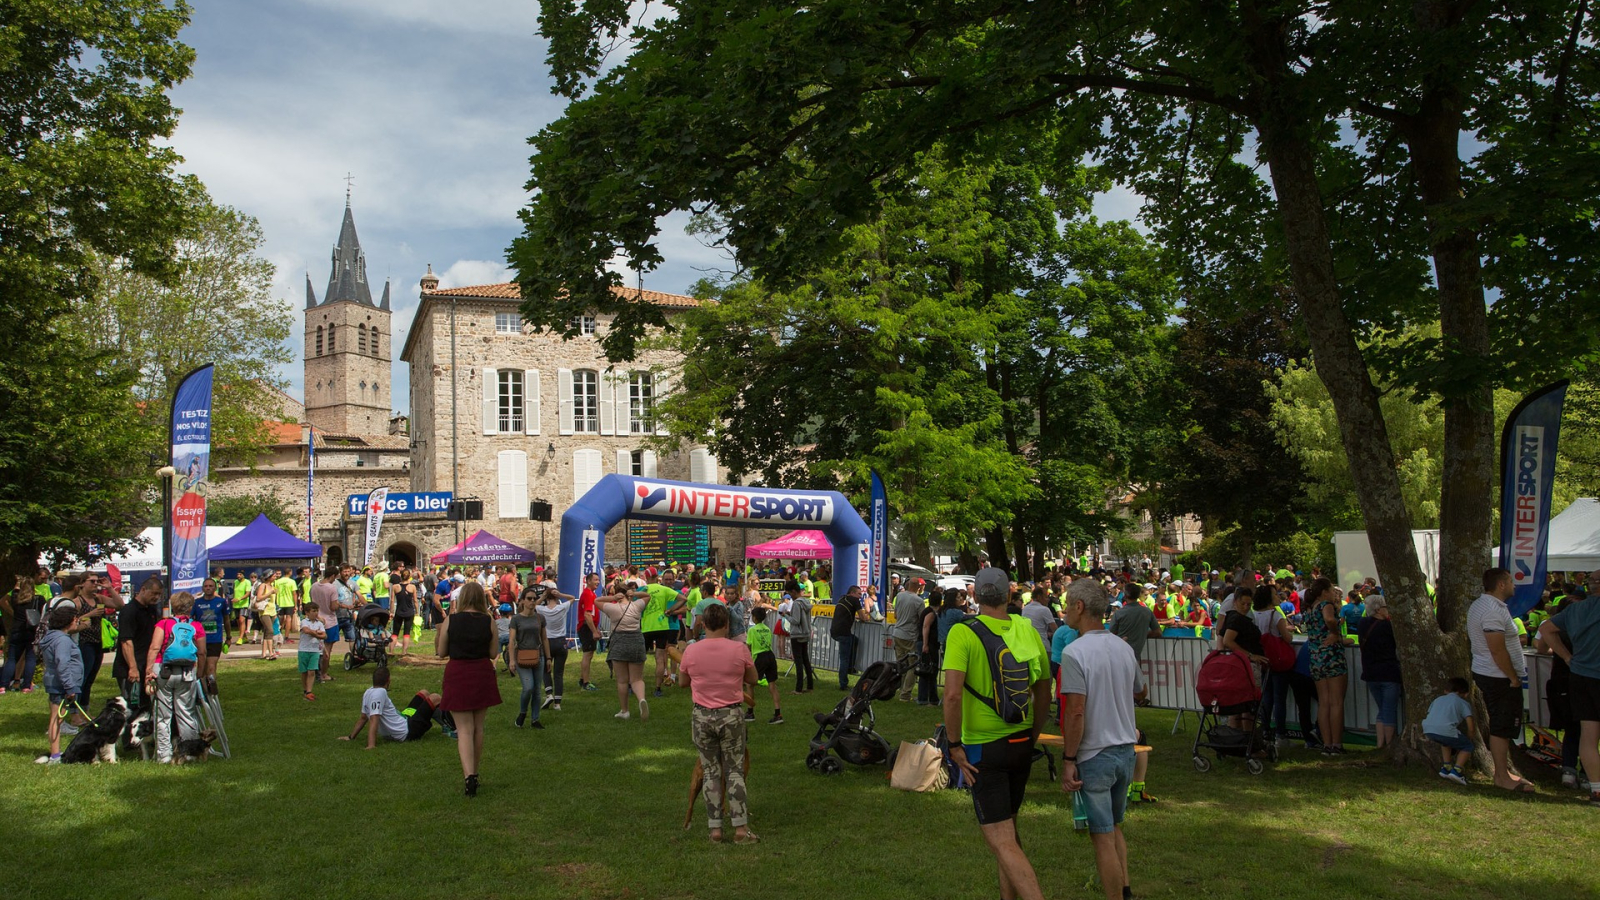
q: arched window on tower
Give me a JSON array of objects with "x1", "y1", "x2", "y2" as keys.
[
  {"x1": 358, "y1": 324, "x2": 367, "y2": 354},
  {"x1": 315, "y1": 325, "x2": 323, "y2": 356},
  {"x1": 370, "y1": 329, "x2": 381, "y2": 356},
  {"x1": 327, "y1": 324, "x2": 336, "y2": 351}
]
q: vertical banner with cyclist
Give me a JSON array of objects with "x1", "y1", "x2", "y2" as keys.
[{"x1": 169, "y1": 364, "x2": 214, "y2": 593}]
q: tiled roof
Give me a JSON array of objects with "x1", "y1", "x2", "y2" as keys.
[
  {"x1": 313, "y1": 432, "x2": 410, "y2": 451},
  {"x1": 424, "y1": 282, "x2": 700, "y2": 308},
  {"x1": 260, "y1": 422, "x2": 409, "y2": 451}
]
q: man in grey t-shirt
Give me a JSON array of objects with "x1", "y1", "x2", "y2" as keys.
[
  {"x1": 1107, "y1": 594, "x2": 1163, "y2": 662},
  {"x1": 1466, "y1": 567, "x2": 1533, "y2": 793},
  {"x1": 891, "y1": 580, "x2": 926, "y2": 701},
  {"x1": 1020, "y1": 592, "x2": 1057, "y2": 646}
]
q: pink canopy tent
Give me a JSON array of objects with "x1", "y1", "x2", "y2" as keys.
[
  {"x1": 430, "y1": 529, "x2": 539, "y2": 565},
  {"x1": 744, "y1": 529, "x2": 833, "y2": 560}
]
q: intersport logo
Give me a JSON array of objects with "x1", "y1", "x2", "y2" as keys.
[{"x1": 630, "y1": 481, "x2": 835, "y2": 525}]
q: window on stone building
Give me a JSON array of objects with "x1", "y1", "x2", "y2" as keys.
[
  {"x1": 370, "y1": 329, "x2": 381, "y2": 356},
  {"x1": 572, "y1": 369, "x2": 599, "y2": 433},
  {"x1": 628, "y1": 372, "x2": 655, "y2": 433},
  {"x1": 327, "y1": 324, "x2": 336, "y2": 351},
  {"x1": 495, "y1": 312, "x2": 520, "y2": 334},
  {"x1": 358, "y1": 323, "x2": 368, "y2": 354},
  {"x1": 570, "y1": 315, "x2": 596, "y2": 335},
  {"x1": 315, "y1": 325, "x2": 324, "y2": 356},
  {"x1": 498, "y1": 369, "x2": 524, "y2": 433}
]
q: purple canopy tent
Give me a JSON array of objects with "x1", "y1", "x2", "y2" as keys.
[
  {"x1": 430, "y1": 529, "x2": 539, "y2": 566},
  {"x1": 209, "y1": 514, "x2": 324, "y2": 561}
]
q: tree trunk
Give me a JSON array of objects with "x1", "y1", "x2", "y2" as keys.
[
  {"x1": 908, "y1": 524, "x2": 934, "y2": 572},
  {"x1": 984, "y1": 527, "x2": 1009, "y2": 573},
  {"x1": 1256, "y1": 121, "x2": 1444, "y2": 764}
]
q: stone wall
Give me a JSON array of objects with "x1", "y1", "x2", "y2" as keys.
[
  {"x1": 403, "y1": 296, "x2": 732, "y2": 555},
  {"x1": 210, "y1": 465, "x2": 402, "y2": 541},
  {"x1": 304, "y1": 298, "x2": 392, "y2": 434}
]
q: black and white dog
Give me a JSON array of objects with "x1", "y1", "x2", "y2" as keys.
[
  {"x1": 123, "y1": 708, "x2": 155, "y2": 761},
  {"x1": 60, "y1": 696, "x2": 130, "y2": 764}
]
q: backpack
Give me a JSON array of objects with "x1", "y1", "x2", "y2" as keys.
[
  {"x1": 165, "y1": 617, "x2": 199, "y2": 664},
  {"x1": 958, "y1": 618, "x2": 1034, "y2": 725}
]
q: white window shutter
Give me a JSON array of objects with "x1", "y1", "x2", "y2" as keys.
[
  {"x1": 617, "y1": 369, "x2": 632, "y2": 432},
  {"x1": 557, "y1": 368, "x2": 574, "y2": 436},
  {"x1": 616, "y1": 448, "x2": 631, "y2": 475},
  {"x1": 482, "y1": 367, "x2": 499, "y2": 435},
  {"x1": 598, "y1": 370, "x2": 616, "y2": 435},
  {"x1": 690, "y1": 447, "x2": 712, "y2": 483},
  {"x1": 524, "y1": 369, "x2": 540, "y2": 435},
  {"x1": 642, "y1": 449, "x2": 658, "y2": 479},
  {"x1": 497, "y1": 450, "x2": 527, "y2": 518},
  {"x1": 573, "y1": 448, "x2": 602, "y2": 503},
  {"x1": 654, "y1": 372, "x2": 671, "y2": 435}
]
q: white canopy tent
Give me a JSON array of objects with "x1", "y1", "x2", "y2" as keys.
[{"x1": 1548, "y1": 498, "x2": 1600, "y2": 572}]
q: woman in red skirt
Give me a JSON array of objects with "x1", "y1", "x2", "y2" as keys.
[{"x1": 437, "y1": 581, "x2": 500, "y2": 796}]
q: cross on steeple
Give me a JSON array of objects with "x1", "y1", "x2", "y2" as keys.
[{"x1": 344, "y1": 172, "x2": 354, "y2": 207}]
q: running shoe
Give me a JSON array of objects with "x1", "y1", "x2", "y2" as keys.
[
  {"x1": 639, "y1": 699, "x2": 649, "y2": 722},
  {"x1": 614, "y1": 710, "x2": 631, "y2": 720},
  {"x1": 744, "y1": 709, "x2": 756, "y2": 722},
  {"x1": 1443, "y1": 766, "x2": 1468, "y2": 786},
  {"x1": 58, "y1": 722, "x2": 79, "y2": 736},
  {"x1": 582, "y1": 683, "x2": 599, "y2": 692},
  {"x1": 768, "y1": 713, "x2": 784, "y2": 725}
]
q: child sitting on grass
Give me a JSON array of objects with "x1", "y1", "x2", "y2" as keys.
[
  {"x1": 35, "y1": 606, "x2": 83, "y2": 764},
  {"x1": 1421, "y1": 676, "x2": 1476, "y2": 785},
  {"x1": 338, "y1": 666, "x2": 443, "y2": 748}
]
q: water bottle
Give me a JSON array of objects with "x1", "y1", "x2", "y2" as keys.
[{"x1": 1071, "y1": 790, "x2": 1089, "y2": 834}]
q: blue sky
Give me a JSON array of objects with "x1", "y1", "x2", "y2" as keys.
[
  {"x1": 166, "y1": 0, "x2": 725, "y2": 410},
  {"x1": 167, "y1": 0, "x2": 1142, "y2": 414}
]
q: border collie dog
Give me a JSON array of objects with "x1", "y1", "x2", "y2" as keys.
[{"x1": 60, "y1": 696, "x2": 129, "y2": 764}]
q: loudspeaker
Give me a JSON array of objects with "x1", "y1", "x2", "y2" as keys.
[
  {"x1": 462, "y1": 499, "x2": 483, "y2": 520},
  {"x1": 446, "y1": 500, "x2": 463, "y2": 521},
  {"x1": 530, "y1": 500, "x2": 552, "y2": 522}
]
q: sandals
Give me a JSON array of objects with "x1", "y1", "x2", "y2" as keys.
[{"x1": 733, "y1": 832, "x2": 762, "y2": 845}]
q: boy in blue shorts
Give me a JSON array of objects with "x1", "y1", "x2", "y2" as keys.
[{"x1": 1421, "y1": 676, "x2": 1476, "y2": 785}]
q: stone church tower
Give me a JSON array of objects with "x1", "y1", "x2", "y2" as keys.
[{"x1": 303, "y1": 202, "x2": 392, "y2": 434}]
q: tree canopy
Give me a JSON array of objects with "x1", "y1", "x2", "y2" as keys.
[
  {"x1": 0, "y1": 0, "x2": 194, "y2": 577},
  {"x1": 518, "y1": 0, "x2": 1600, "y2": 760}
]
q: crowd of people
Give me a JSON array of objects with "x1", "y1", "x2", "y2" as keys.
[{"x1": 6, "y1": 548, "x2": 1599, "y2": 897}]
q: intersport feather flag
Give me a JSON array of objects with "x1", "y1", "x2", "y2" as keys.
[{"x1": 1499, "y1": 380, "x2": 1568, "y2": 618}]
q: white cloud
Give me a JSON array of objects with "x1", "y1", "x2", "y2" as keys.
[
  {"x1": 436, "y1": 259, "x2": 514, "y2": 290},
  {"x1": 295, "y1": 0, "x2": 543, "y2": 35}
]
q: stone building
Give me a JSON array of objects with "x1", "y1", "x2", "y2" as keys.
[
  {"x1": 400, "y1": 274, "x2": 743, "y2": 564},
  {"x1": 209, "y1": 201, "x2": 406, "y2": 563}
]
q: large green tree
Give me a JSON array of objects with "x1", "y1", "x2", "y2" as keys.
[
  {"x1": 517, "y1": 0, "x2": 1600, "y2": 762},
  {"x1": 658, "y1": 151, "x2": 1172, "y2": 570},
  {"x1": 74, "y1": 196, "x2": 293, "y2": 462},
  {"x1": 0, "y1": 0, "x2": 195, "y2": 578}
]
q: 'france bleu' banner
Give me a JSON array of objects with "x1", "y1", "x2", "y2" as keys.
[
  {"x1": 869, "y1": 469, "x2": 889, "y2": 601},
  {"x1": 1499, "y1": 380, "x2": 1568, "y2": 618},
  {"x1": 169, "y1": 364, "x2": 214, "y2": 593}
]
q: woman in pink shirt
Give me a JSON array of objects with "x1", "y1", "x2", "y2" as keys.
[{"x1": 679, "y1": 603, "x2": 758, "y2": 843}]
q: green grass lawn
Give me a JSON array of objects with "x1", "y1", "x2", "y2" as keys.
[{"x1": 1, "y1": 648, "x2": 1595, "y2": 900}]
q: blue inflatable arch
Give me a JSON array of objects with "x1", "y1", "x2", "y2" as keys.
[{"x1": 556, "y1": 475, "x2": 871, "y2": 601}]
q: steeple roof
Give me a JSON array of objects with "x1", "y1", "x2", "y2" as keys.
[{"x1": 319, "y1": 205, "x2": 375, "y2": 307}]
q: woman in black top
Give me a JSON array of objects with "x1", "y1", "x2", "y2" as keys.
[
  {"x1": 437, "y1": 581, "x2": 501, "y2": 796},
  {"x1": 1220, "y1": 589, "x2": 1267, "y2": 733},
  {"x1": 389, "y1": 566, "x2": 419, "y2": 656}
]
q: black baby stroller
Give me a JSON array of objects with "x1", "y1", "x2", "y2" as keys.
[
  {"x1": 1191, "y1": 648, "x2": 1276, "y2": 775},
  {"x1": 344, "y1": 603, "x2": 391, "y2": 670},
  {"x1": 806, "y1": 660, "x2": 902, "y2": 775}
]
